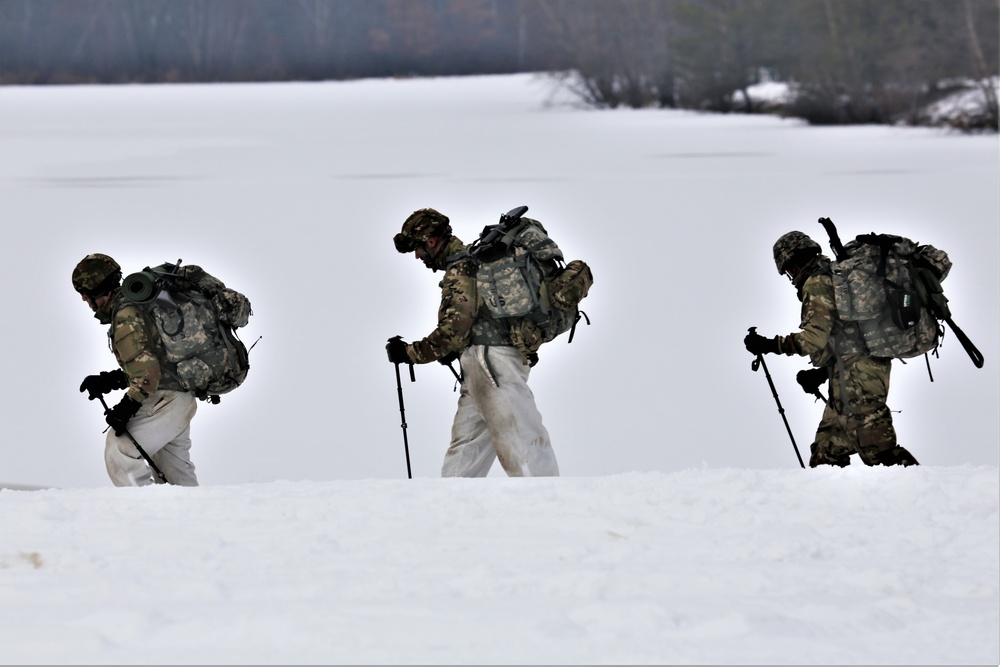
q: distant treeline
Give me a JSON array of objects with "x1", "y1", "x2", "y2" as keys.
[
  {"x1": 546, "y1": 0, "x2": 998, "y2": 129},
  {"x1": 1, "y1": 0, "x2": 997, "y2": 128},
  {"x1": 0, "y1": 0, "x2": 566, "y2": 82}
]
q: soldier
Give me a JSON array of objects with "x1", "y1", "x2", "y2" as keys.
[
  {"x1": 72, "y1": 254, "x2": 199, "y2": 486},
  {"x1": 386, "y1": 208, "x2": 559, "y2": 477},
  {"x1": 743, "y1": 232, "x2": 918, "y2": 467}
]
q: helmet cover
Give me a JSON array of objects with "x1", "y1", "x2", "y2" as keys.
[
  {"x1": 394, "y1": 208, "x2": 451, "y2": 253},
  {"x1": 72, "y1": 253, "x2": 121, "y2": 295},
  {"x1": 773, "y1": 231, "x2": 821, "y2": 274}
]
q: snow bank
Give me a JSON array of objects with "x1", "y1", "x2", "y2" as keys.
[{"x1": 2, "y1": 467, "x2": 997, "y2": 664}]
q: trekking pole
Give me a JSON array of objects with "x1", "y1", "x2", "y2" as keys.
[
  {"x1": 748, "y1": 327, "x2": 806, "y2": 469},
  {"x1": 389, "y1": 336, "x2": 415, "y2": 479},
  {"x1": 393, "y1": 362, "x2": 414, "y2": 479},
  {"x1": 96, "y1": 395, "x2": 169, "y2": 484}
]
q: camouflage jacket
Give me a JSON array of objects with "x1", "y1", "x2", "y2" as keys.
[
  {"x1": 97, "y1": 289, "x2": 183, "y2": 403},
  {"x1": 776, "y1": 256, "x2": 864, "y2": 366},
  {"x1": 407, "y1": 236, "x2": 478, "y2": 364},
  {"x1": 406, "y1": 236, "x2": 514, "y2": 363}
]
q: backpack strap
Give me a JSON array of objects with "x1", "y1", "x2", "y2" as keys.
[
  {"x1": 497, "y1": 219, "x2": 531, "y2": 249},
  {"x1": 444, "y1": 248, "x2": 471, "y2": 269},
  {"x1": 519, "y1": 233, "x2": 559, "y2": 257},
  {"x1": 468, "y1": 219, "x2": 532, "y2": 262},
  {"x1": 856, "y1": 233, "x2": 897, "y2": 279},
  {"x1": 108, "y1": 296, "x2": 189, "y2": 395}
]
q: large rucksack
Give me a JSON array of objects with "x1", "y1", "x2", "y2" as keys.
[
  {"x1": 118, "y1": 260, "x2": 253, "y2": 402},
  {"x1": 818, "y1": 217, "x2": 983, "y2": 371},
  {"x1": 449, "y1": 206, "x2": 593, "y2": 364}
]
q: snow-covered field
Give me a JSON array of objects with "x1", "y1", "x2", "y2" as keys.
[
  {"x1": 2, "y1": 467, "x2": 997, "y2": 665},
  {"x1": 0, "y1": 74, "x2": 997, "y2": 663}
]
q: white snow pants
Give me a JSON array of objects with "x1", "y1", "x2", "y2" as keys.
[
  {"x1": 442, "y1": 345, "x2": 559, "y2": 477},
  {"x1": 104, "y1": 390, "x2": 199, "y2": 487}
]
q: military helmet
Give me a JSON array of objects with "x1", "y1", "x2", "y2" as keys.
[
  {"x1": 394, "y1": 208, "x2": 452, "y2": 253},
  {"x1": 72, "y1": 253, "x2": 122, "y2": 295},
  {"x1": 773, "y1": 231, "x2": 821, "y2": 274}
]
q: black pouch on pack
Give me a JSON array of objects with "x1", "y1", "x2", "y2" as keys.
[{"x1": 888, "y1": 288, "x2": 922, "y2": 329}]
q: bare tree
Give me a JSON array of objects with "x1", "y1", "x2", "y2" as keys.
[
  {"x1": 671, "y1": 0, "x2": 774, "y2": 112},
  {"x1": 174, "y1": 0, "x2": 249, "y2": 81},
  {"x1": 962, "y1": 0, "x2": 998, "y2": 128},
  {"x1": 0, "y1": 0, "x2": 995, "y2": 132},
  {"x1": 541, "y1": 0, "x2": 677, "y2": 109}
]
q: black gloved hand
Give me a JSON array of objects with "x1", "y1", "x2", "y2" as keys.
[
  {"x1": 797, "y1": 367, "x2": 830, "y2": 395},
  {"x1": 79, "y1": 369, "x2": 128, "y2": 400},
  {"x1": 744, "y1": 331, "x2": 779, "y2": 356},
  {"x1": 386, "y1": 336, "x2": 410, "y2": 365},
  {"x1": 438, "y1": 350, "x2": 460, "y2": 366},
  {"x1": 105, "y1": 395, "x2": 141, "y2": 436}
]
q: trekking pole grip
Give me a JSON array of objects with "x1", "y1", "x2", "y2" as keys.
[{"x1": 748, "y1": 326, "x2": 761, "y2": 371}]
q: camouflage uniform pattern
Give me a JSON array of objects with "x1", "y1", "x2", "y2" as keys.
[
  {"x1": 394, "y1": 212, "x2": 558, "y2": 478},
  {"x1": 475, "y1": 221, "x2": 562, "y2": 320},
  {"x1": 776, "y1": 256, "x2": 866, "y2": 365},
  {"x1": 811, "y1": 355, "x2": 896, "y2": 466},
  {"x1": 464, "y1": 219, "x2": 584, "y2": 361},
  {"x1": 394, "y1": 208, "x2": 451, "y2": 253},
  {"x1": 469, "y1": 220, "x2": 561, "y2": 355},
  {"x1": 126, "y1": 264, "x2": 251, "y2": 397},
  {"x1": 97, "y1": 290, "x2": 181, "y2": 404},
  {"x1": 146, "y1": 290, "x2": 247, "y2": 396},
  {"x1": 75, "y1": 254, "x2": 202, "y2": 487},
  {"x1": 773, "y1": 231, "x2": 821, "y2": 274},
  {"x1": 775, "y1": 255, "x2": 900, "y2": 466},
  {"x1": 407, "y1": 236, "x2": 483, "y2": 363},
  {"x1": 160, "y1": 264, "x2": 253, "y2": 328},
  {"x1": 831, "y1": 236, "x2": 946, "y2": 359},
  {"x1": 71, "y1": 253, "x2": 120, "y2": 295}
]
